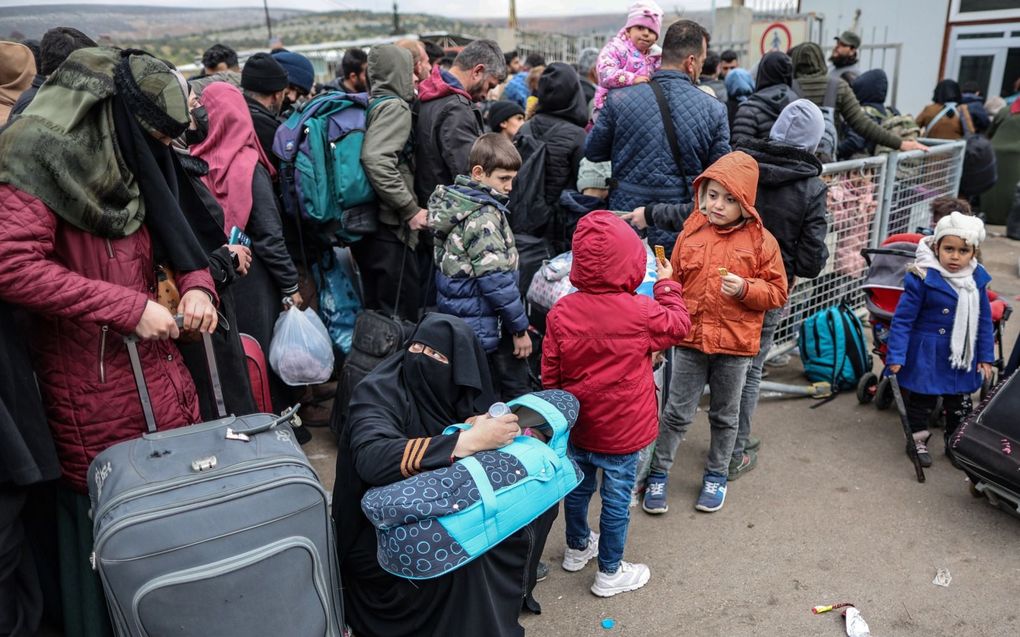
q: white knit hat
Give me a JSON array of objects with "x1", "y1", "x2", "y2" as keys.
[{"x1": 934, "y1": 211, "x2": 986, "y2": 247}]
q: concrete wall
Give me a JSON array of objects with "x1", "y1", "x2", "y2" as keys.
[{"x1": 799, "y1": 0, "x2": 950, "y2": 117}]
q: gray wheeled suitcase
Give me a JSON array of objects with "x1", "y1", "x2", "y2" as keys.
[{"x1": 87, "y1": 328, "x2": 344, "y2": 636}]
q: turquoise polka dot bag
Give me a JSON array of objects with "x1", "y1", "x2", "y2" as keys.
[{"x1": 360, "y1": 390, "x2": 583, "y2": 579}]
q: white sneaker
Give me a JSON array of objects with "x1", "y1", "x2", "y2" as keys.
[
  {"x1": 561, "y1": 531, "x2": 600, "y2": 572},
  {"x1": 590, "y1": 561, "x2": 651, "y2": 597}
]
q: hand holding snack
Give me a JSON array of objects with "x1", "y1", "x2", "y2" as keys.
[{"x1": 720, "y1": 273, "x2": 746, "y2": 297}]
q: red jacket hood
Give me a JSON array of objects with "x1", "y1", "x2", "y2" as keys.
[
  {"x1": 418, "y1": 65, "x2": 473, "y2": 103},
  {"x1": 570, "y1": 211, "x2": 646, "y2": 294},
  {"x1": 691, "y1": 151, "x2": 762, "y2": 226}
]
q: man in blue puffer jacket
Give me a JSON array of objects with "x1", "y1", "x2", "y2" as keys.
[
  {"x1": 587, "y1": 19, "x2": 730, "y2": 252},
  {"x1": 429, "y1": 133, "x2": 533, "y2": 400}
]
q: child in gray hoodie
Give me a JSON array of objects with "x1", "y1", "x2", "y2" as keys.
[{"x1": 730, "y1": 98, "x2": 830, "y2": 478}]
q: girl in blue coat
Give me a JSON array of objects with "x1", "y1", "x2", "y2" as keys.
[{"x1": 887, "y1": 212, "x2": 995, "y2": 467}]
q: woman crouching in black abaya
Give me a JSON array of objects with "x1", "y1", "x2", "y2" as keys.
[{"x1": 332, "y1": 314, "x2": 555, "y2": 637}]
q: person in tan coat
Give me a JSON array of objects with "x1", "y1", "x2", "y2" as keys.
[
  {"x1": 642, "y1": 150, "x2": 787, "y2": 516},
  {"x1": 0, "y1": 41, "x2": 36, "y2": 123},
  {"x1": 915, "y1": 79, "x2": 976, "y2": 140}
]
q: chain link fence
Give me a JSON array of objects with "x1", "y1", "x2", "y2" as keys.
[
  {"x1": 770, "y1": 155, "x2": 889, "y2": 356},
  {"x1": 881, "y1": 139, "x2": 966, "y2": 238}
]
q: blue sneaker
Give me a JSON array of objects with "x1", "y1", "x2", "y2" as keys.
[
  {"x1": 642, "y1": 472, "x2": 669, "y2": 514},
  {"x1": 695, "y1": 473, "x2": 728, "y2": 512}
]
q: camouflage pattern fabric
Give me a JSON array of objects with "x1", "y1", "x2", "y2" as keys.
[{"x1": 428, "y1": 175, "x2": 519, "y2": 278}]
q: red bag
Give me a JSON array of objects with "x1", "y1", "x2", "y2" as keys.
[{"x1": 241, "y1": 333, "x2": 273, "y2": 413}]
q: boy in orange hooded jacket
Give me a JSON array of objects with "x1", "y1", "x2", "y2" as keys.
[{"x1": 642, "y1": 151, "x2": 788, "y2": 514}]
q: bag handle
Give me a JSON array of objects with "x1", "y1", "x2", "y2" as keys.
[
  {"x1": 125, "y1": 315, "x2": 227, "y2": 433},
  {"x1": 650, "y1": 79, "x2": 687, "y2": 184}
]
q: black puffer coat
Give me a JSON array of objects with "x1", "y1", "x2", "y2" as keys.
[
  {"x1": 735, "y1": 137, "x2": 829, "y2": 285},
  {"x1": 731, "y1": 52, "x2": 796, "y2": 144},
  {"x1": 516, "y1": 63, "x2": 588, "y2": 245}
]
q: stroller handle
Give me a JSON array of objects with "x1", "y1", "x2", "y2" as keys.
[{"x1": 860, "y1": 247, "x2": 918, "y2": 267}]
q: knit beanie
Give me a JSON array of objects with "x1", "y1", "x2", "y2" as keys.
[
  {"x1": 272, "y1": 51, "x2": 314, "y2": 93},
  {"x1": 770, "y1": 99, "x2": 825, "y2": 153},
  {"x1": 241, "y1": 52, "x2": 288, "y2": 94},
  {"x1": 114, "y1": 50, "x2": 190, "y2": 139},
  {"x1": 625, "y1": 0, "x2": 663, "y2": 36},
  {"x1": 934, "y1": 211, "x2": 986, "y2": 247},
  {"x1": 488, "y1": 100, "x2": 525, "y2": 132},
  {"x1": 577, "y1": 159, "x2": 612, "y2": 192}
]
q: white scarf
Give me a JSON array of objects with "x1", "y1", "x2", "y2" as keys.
[{"x1": 914, "y1": 238, "x2": 980, "y2": 371}]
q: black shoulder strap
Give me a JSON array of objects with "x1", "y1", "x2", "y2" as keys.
[
  {"x1": 823, "y1": 77, "x2": 840, "y2": 109},
  {"x1": 650, "y1": 80, "x2": 687, "y2": 182}
]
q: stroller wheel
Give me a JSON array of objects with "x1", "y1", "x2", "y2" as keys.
[
  {"x1": 856, "y1": 372, "x2": 879, "y2": 404},
  {"x1": 875, "y1": 377, "x2": 894, "y2": 410}
]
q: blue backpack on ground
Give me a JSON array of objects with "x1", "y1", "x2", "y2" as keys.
[
  {"x1": 799, "y1": 301, "x2": 871, "y2": 390},
  {"x1": 273, "y1": 91, "x2": 383, "y2": 241},
  {"x1": 361, "y1": 390, "x2": 583, "y2": 580}
]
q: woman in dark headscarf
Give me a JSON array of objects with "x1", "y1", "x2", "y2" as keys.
[
  {"x1": 731, "y1": 51, "x2": 796, "y2": 143},
  {"x1": 332, "y1": 313, "x2": 540, "y2": 637},
  {"x1": 915, "y1": 79, "x2": 975, "y2": 140},
  {"x1": 190, "y1": 81, "x2": 301, "y2": 413},
  {"x1": 0, "y1": 47, "x2": 218, "y2": 637}
]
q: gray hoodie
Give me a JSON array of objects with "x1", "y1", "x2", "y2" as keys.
[
  {"x1": 769, "y1": 98, "x2": 825, "y2": 153},
  {"x1": 360, "y1": 45, "x2": 419, "y2": 246}
]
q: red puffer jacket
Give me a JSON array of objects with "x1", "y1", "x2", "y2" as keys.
[
  {"x1": 542, "y1": 211, "x2": 690, "y2": 455},
  {"x1": 0, "y1": 184, "x2": 216, "y2": 492}
]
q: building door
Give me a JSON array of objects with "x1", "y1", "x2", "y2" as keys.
[{"x1": 946, "y1": 24, "x2": 1020, "y2": 99}]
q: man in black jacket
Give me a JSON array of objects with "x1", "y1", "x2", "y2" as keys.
[
  {"x1": 414, "y1": 39, "x2": 506, "y2": 206},
  {"x1": 731, "y1": 98, "x2": 830, "y2": 479},
  {"x1": 240, "y1": 52, "x2": 289, "y2": 162}
]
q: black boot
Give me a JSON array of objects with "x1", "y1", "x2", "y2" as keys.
[{"x1": 910, "y1": 430, "x2": 933, "y2": 468}]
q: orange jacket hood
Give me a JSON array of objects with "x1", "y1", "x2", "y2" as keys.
[{"x1": 692, "y1": 151, "x2": 762, "y2": 225}]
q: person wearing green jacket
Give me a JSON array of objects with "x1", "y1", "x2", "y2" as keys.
[
  {"x1": 789, "y1": 42, "x2": 928, "y2": 157},
  {"x1": 355, "y1": 44, "x2": 427, "y2": 321}
]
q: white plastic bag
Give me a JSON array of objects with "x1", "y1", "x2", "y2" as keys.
[{"x1": 269, "y1": 307, "x2": 335, "y2": 386}]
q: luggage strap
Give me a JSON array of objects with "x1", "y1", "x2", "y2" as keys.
[
  {"x1": 460, "y1": 456, "x2": 499, "y2": 545},
  {"x1": 125, "y1": 315, "x2": 227, "y2": 433}
]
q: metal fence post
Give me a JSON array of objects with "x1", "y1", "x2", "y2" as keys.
[{"x1": 877, "y1": 150, "x2": 899, "y2": 246}]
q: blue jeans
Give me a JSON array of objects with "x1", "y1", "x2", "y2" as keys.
[{"x1": 563, "y1": 444, "x2": 639, "y2": 574}]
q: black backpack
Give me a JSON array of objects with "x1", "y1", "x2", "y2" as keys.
[
  {"x1": 959, "y1": 112, "x2": 997, "y2": 198},
  {"x1": 508, "y1": 133, "x2": 556, "y2": 236}
]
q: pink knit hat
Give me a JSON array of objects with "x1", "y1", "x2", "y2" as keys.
[{"x1": 625, "y1": 0, "x2": 664, "y2": 36}]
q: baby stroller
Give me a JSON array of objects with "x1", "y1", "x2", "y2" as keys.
[{"x1": 856, "y1": 233, "x2": 1012, "y2": 413}]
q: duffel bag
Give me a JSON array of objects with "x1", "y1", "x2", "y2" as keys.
[{"x1": 361, "y1": 389, "x2": 582, "y2": 579}]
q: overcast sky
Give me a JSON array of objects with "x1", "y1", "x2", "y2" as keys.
[{"x1": 0, "y1": 0, "x2": 731, "y2": 19}]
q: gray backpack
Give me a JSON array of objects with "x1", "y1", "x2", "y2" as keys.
[
  {"x1": 794, "y1": 77, "x2": 840, "y2": 163},
  {"x1": 87, "y1": 329, "x2": 344, "y2": 636}
]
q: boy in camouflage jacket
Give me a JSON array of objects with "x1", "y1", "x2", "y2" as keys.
[{"x1": 428, "y1": 133, "x2": 533, "y2": 399}]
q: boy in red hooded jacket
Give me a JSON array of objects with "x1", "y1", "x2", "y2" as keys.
[
  {"x1": 542, "y1": 211, "x2": 690, "y2": 597},
  {"x1": 642, "y1": 151, "x2": 788, "y2": 515}
]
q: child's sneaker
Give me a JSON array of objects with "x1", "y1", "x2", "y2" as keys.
[
  {"x1": 728, "y1": 450, "x2": 758, "y2": 480},
  {"x1": 695, "y1": 472, "x2": 728, "y2": 512},
  {"x1": 641, "y1": 472, "x2": 669, "y2": 514},
  {"x1": 745, "y1": 436, "x2": 761, "y2": 452},
  {"x1": 562, "y1": 531, "x2": 599, "y2": 572},
  {"x1": 590, "y1": 561, "x2": 650, "y2": 597}
]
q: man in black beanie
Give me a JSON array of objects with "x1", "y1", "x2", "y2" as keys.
[{"x1": 241, "y1": 51, "x2": 289, "y2": 160}]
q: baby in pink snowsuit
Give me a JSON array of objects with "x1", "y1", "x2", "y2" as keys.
[{"x1": 593, "y1": 0, "x2": 664, "y2": 113}]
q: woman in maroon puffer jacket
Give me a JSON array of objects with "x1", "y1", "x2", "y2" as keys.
[{"x1": 0, "y1": 48, "x2": 218, "y2": 636}]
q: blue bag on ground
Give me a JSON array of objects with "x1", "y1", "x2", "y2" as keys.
[
  {"x1": 361, "y1": 390, "x2": 583, "y2": 579},
  {"x1": 316, "y1": 247, "x2": 362, "y2": 355},
  {"x1": 799, "y1": 301, "x2": 870, "y2": 390}
]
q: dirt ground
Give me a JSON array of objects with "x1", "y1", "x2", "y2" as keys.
[{"x1": 307, "y1": 228, "x2": 1020, "y2": 637}]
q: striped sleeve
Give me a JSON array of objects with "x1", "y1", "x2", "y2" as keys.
[{"x1": 400, "y1": 437, "x2": 433, "y2": 478}]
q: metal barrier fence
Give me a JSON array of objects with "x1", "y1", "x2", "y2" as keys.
[{"x1": 768, "y1": 140, "x2": 966, "y2": 359}]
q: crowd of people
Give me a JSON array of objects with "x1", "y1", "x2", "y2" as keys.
[{"x1": 0, "y1": 4, "x2": 1015, "y2": 636}]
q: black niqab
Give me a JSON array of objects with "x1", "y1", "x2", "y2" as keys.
[
  {"x1": 401, "y1": 314, "x2": 495, "y2": 432},
  {"x1": 756, "y1": 51, "x2": 793, "y2": 91},
  {"x1": 112, "y1": 96, "x2": 211, "y2": 272}
]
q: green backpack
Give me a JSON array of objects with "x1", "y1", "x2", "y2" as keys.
[
  {"x1": 273, "y1": 91, "x2": 390, "y2": 241},
  {"x1": 863, "y1": 105, "x2": 921, "y2": 154}
]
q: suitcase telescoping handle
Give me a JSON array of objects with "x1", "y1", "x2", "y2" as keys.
[{"x1": 124, "y1": 315, "x2": 227, "y2": 434}]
